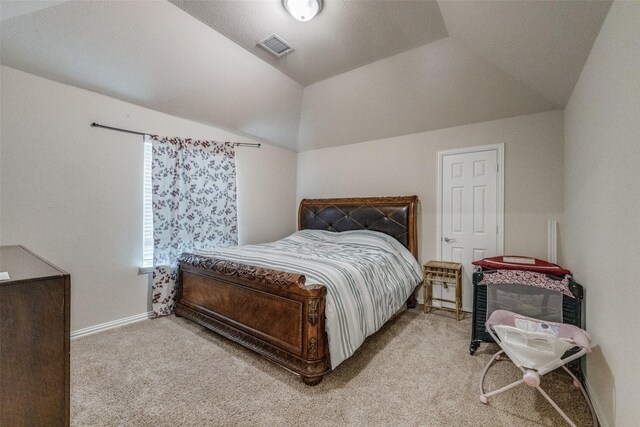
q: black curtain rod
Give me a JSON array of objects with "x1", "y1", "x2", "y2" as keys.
[{"x1": 90, "y1": 122, "x2": 261, "y2": 148}]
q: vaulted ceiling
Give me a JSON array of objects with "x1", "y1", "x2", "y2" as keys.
[
  {"x1": 170, "y1": 0, "x2": 449, "y2": 86},
  {"x1": 0, "y1": 1, "x2": 612, "y2": 151}
]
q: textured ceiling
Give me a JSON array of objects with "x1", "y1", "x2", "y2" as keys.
[
  {"x1": 298, "y1": 37, "x2": 556, "y2": 151},
  {"x1": 438, "y1": 0, "x2": 612, "y2": 108},
  {"x1": 0, "y1": 0, "x2": 303, "y2": 150},
  {"x1": 170, "y1": 0, "x2": 448, "y2": 86},
  {"x1": 0, "y1": 0, "x2": 613, "y2": 151},
  {"x1": 0, "y1": 0, "x2": 67, "y2": 21}
]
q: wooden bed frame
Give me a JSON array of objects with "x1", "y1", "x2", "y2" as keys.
[{"x1": 175, "y1": 196, "x2": 418, "y2": 385}]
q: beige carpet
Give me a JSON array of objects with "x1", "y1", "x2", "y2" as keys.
[{"x1": 71, "y1": 309, "x2": 594, "y2": 426}]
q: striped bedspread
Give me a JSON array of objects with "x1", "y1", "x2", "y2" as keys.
[{"x1": 193, "y1": 229, "x2": 422, "y2": 369}]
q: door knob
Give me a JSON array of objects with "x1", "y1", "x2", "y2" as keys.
[{"x1": 443, "y1": 237, "x2": 456, "y2": 243}]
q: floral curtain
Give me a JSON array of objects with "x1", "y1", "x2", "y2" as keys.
[{"x1": 149, "y1": 135, "x2": 237, "y2": 317}]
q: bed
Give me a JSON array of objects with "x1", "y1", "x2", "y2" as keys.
[{"x1": 175, "y1": 196, "x2": 420, "y2": 385}]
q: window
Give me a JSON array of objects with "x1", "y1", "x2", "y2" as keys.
[{"x1": 142, "y1": 137, "x2": 153, "y2": 271}]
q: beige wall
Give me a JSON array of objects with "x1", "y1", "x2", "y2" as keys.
[
  {"x1": 297, "y1": 110, "x2": 564, "y2": 310},
  {"x1": 0, "y1": 66, "x2": 297, "y2": 331},
  {"x1": 563, "y1": 2, "x2": 640, "y2": 425}
]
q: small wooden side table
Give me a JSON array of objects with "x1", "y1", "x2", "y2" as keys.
[{"x1": 423, "y1": 261, "x2": 463, "y2": 321}]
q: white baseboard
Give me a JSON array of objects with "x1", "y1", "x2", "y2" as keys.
[
  {"x1": 585, "y1": 376, "x2": 608, "y2": 427},
  {"x1": 71, "y1": 311, "x2": 153, "y2": 339}
]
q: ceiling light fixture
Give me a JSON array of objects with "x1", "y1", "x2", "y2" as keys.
[{"x1": 283, "y1": 0, "x2": 322, "y2": 22}]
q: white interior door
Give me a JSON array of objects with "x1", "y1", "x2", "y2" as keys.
[{"x1": 439, "y1": 146, "x2": 503, "y2": 311}]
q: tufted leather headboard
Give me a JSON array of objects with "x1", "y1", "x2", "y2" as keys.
[{"x1": 298, "y1": 196, "x2": 418, "y2": 260}]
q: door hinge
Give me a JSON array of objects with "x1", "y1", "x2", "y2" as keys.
[
  {"x1": 496, "y1": 225, "x2": 499, "y2": 234},
  {"x1": 497, "y1": 164, "x2": 500, "y2": 173}
]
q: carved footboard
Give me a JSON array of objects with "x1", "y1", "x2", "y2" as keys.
[{"x1": 176, "y1": 254, "x2": 330, "y2": 385}]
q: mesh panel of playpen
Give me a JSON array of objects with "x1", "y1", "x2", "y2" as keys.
[{"x1": 486, "y1": 283, "x2": 563, "y2": 323}]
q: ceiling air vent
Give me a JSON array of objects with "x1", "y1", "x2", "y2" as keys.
[{"x1": 257, "y1": 34, "x2": 294, "y2": 58}]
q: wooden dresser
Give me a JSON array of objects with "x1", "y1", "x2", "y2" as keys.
[{"x1": 0, "y1": 246, "x2": 70, "y2": 426}]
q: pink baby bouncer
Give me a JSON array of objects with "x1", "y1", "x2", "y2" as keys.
[{"x1": 479, "y1": 310, "x2": 598, "y2": 426}]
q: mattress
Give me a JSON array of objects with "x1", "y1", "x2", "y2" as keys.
[{"x1": 192, "y1": 229, "x2": 423, "y2": 368}]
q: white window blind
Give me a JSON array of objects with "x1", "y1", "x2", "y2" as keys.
[{"x1": 142, "y1": 137, "x2": 153, "y2": 269}]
